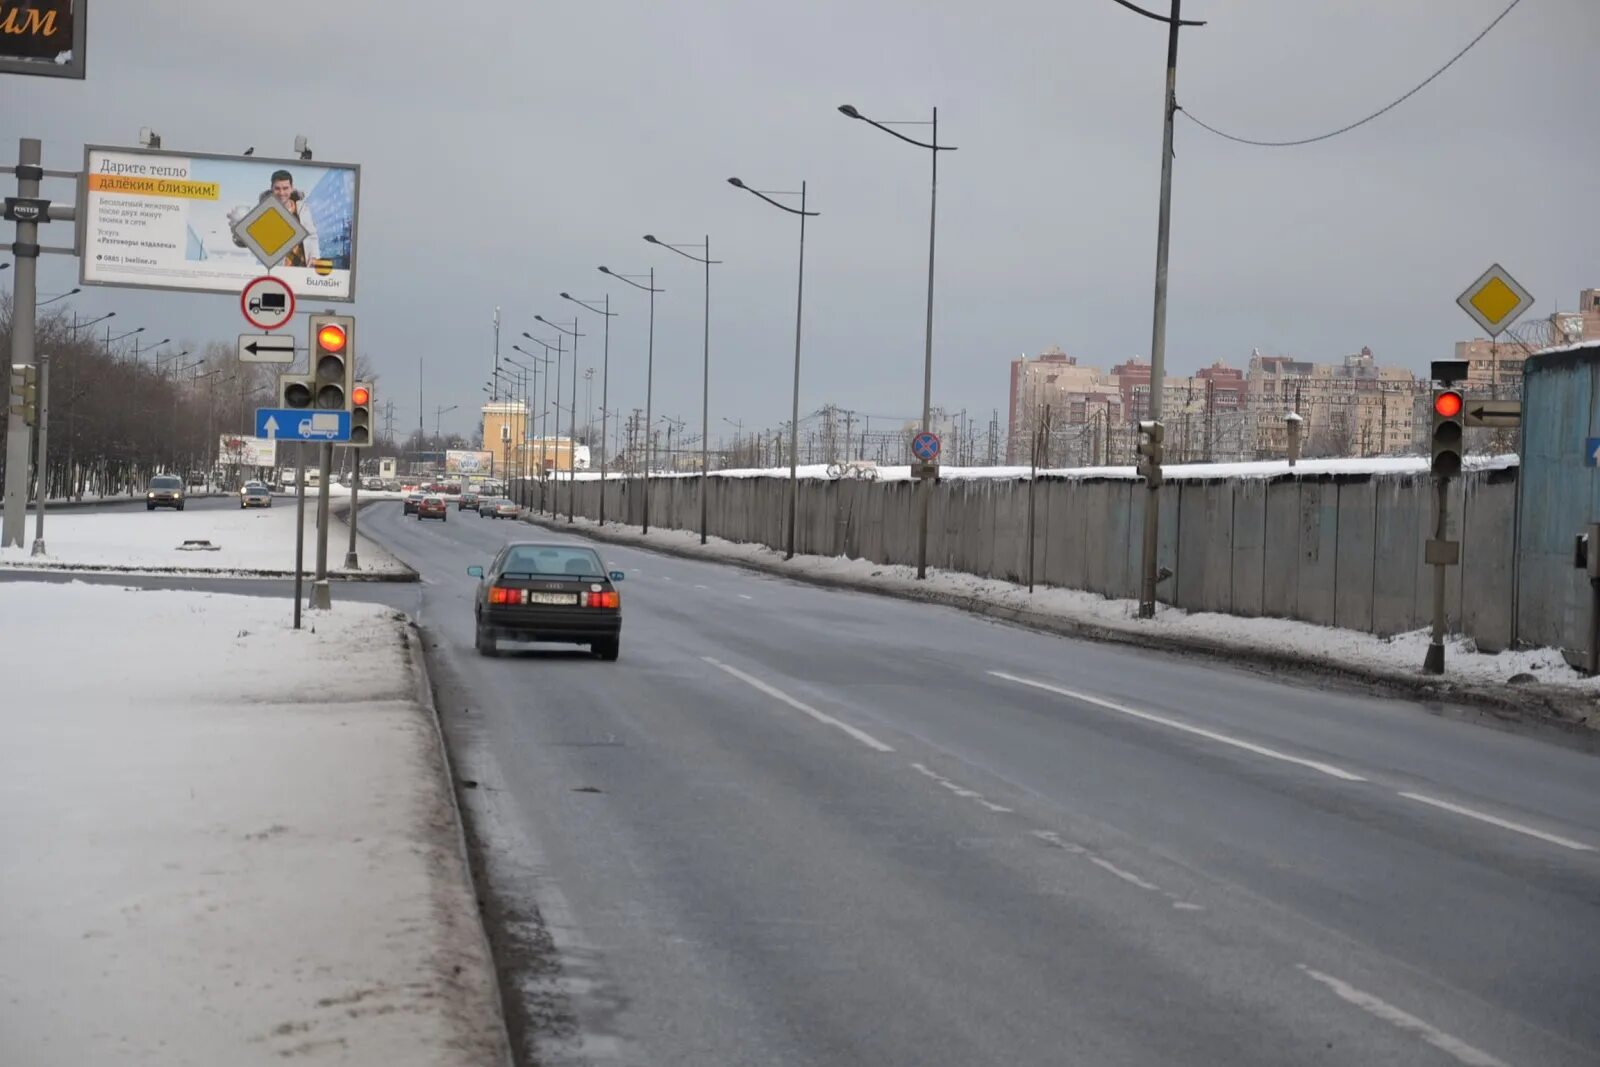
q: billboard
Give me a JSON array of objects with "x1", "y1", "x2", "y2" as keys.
[
  {"x1": 0, "y1": 1, "x2": 86, "y2": 79},
  {"x1": 218, "y1": 434, "x2": 277, "y2": 469},
  {"x1": 445, "y1": 450, "x2": 495, "y2": 475},
  {"x1": 81, "y1": 146, "x2": 360, "y2": 300}
]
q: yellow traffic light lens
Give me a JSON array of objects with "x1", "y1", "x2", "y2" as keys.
[
  {"x1": 352, "y1": 386, "x2": 370, "y2": 406},
  {"x1": 1434, "y1": 391, "x2": 1463, "y2": 418},
  {"x1": 317, "y1": 324, "x2": 347, "y2": 352}
]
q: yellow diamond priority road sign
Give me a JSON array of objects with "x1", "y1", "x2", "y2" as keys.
[
  {"x1": 231, "y1": 196, "x2": 309, "y2": 271},
  {"x1": 1456, "y1": 263, "x2": 1533, "y2": 339}
]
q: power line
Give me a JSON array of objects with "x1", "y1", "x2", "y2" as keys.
[{"x1": 1179, "y1": 0, "x2": 1527, "y2": 148}]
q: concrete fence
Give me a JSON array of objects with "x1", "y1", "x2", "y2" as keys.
[{"x1": 530, "y1": 465, "x2": 1519, "y2": 652}]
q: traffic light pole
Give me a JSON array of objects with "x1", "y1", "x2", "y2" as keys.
[
  {"x1": 30, "y1": 353, "x2": 50, "y2": 557},
  {"x1": 293, "y1": 445, "x2": 307, "y2": 630},
  {"x1": 344, "y1": 463, "x2": 360, "y2": 570},
  {"x1": 310, "y1": 441, "x2": 333, "y2": 609},
  {"x1": 1424, "y1": 476, "x2": 1449, "y2": 675}
]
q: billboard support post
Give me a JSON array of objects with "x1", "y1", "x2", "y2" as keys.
[{"x1": 2, "y1": 138, "x2": 42, "y2": 549}]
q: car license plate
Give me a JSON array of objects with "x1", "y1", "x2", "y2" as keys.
[{"x1": 526, "y1": 592, "x2": 576, "y2": 605}]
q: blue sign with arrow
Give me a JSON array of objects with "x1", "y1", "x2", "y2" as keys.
[
  {"x1": 1587, "y1": 438, "x2": 1600, "y2": 468},
  {"x1": 911, "y1": 431, "x2": 941, "y2": 463},
  {"x1": 256, "y1": 408, "x2": 351, "y2": 442}
]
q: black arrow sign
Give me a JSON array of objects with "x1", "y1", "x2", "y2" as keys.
[{"x1": 244, "y1": 340, "x2": 294, "y2": 355}]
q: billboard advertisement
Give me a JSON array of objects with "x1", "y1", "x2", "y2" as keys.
[
  {"x1": 81, "y1": 146, "x2": 360, "y2": 300},
  {"x1": 218, "y1": 434, "x2": 277, "y2": 469},
  {"x1": 445, "y1": 450, "x2": 495, "y2": 475},
  {"x1": 0, "y1": 1, "x2": 86, "y2": 79}
]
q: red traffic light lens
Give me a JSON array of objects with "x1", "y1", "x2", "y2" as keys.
[
  {"x1": 317, "y1": 324, "x2": 347, "y2": 352},
  {"x1": 1434, "y1": 390, "x2": 1463, "y2": 418},
  {"x1": 351, "y1": 386, "x2": 370, "y2": 406}
]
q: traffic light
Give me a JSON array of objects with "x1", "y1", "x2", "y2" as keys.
[
  {"x1": 8, "y1": 364, "x2": 38, "y2": 425},
  {"x1": 1136, "y1": 419, "x2": 1164, "y2": 487},
  {"x1": 1430, "y1": 388, "x2": 1464, "y2": 479},
  {"x1": 277, "y1": 372, "x2": 314, "y2": 409},
  {"x1": 308, "y1": 313, "x2": 355, "y2": 410},
  {"x1": 349, "y1": 382, "x2": 372, "y2": 447}
]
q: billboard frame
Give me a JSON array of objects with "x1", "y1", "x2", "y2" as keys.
[
  {"x1": 0, "y1": 1, "x2": 87, "y2": 80},
  {"x1": 77, "y1": 143, "x2": 362, "y2": 302}
]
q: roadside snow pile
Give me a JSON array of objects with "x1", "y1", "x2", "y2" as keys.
[
  {"x1": 0, "y1": 583, "x2": 506, "y2": 1065},
  {"x1": 541, "y1": 515, "x2": 1594, "y2": 695},
  {"x1": 0, "y1": 499, "x2": 409, "y2": 577}
]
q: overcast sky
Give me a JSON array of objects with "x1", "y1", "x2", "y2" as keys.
[{"x1": 3, "y1": 0, "x2": 1595, "y2": 441}]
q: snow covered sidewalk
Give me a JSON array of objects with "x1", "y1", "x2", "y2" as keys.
[
  {"x1": 527, "y1": 515, "x2": 1600, "y2": 718},
  {"x1": 0, "y1": 584, "x2": 509, "y2": 1066},
  {"x1": 0, "y1": 499, "x2": 412, "y2": 579}
]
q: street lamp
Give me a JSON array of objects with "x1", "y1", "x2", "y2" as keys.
[
  {"x1": 598, "y1": 265, "x2": 665, "y2": 534},
  {"x1": 106, "y1": 326, "x2": 144, "y2": 358},
  {"x1": 535, "y1": 313, "x2": 585, "y2": 524},
  {"x1": 644, "y1": 234, "x2": 722, "y2": 544},
  {"x1": 66, "y1": 310, "x2": 113, "y2": 332},
  {"x1": 839, "y1": 102, "x2": 957, "y2": 579},
  {"x1": 561, "y1": 291, "x2": 619, "y2": 526},
  {"x1": 520, "y1": 334, "x2": 560, "y2": 513},
  {"x1": 727, "y1": 176, "x2": 818, "y2": 561},
  {"x1": 36, "y1": 287, "x2": 80, "y2": 307},
  {"x1": 507, "y1": 356, "x2": 539, "y2": 502}
]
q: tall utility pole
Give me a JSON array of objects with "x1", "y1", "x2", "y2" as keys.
[
  {"x1": 561, "y1": 293, "x2": 617, "y2": 526},
  {"x1": 644, "y1": 234, "x2": 719, "y2": 543},
  {"x1": 3, "y1": 139, "x2": 43, "y2": 547},
  {"x1": 1115, "y1": 0, "x2": 1206, "y2": 619}
]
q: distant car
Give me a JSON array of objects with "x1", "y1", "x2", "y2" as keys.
[
  {"x1": 468, "y1": 542, "x2": 624, "y2": 659},
  {"x1": 477, "y1": 496, "x2": 501, "y2": 517},
  {"x1": 494, "y1": 499, "x2": 520, "y2": 520},
  {"x1": 239, "y1": 482, "x2": 272, "y2": 509},
  {"x1": 146, "y1": 474, "x2": 185, "y2": 511},
  {"x1": 403, "y1": 492, "x2": 424, "y2": 515},
  {"x1": 459, "y1": 490, "x2": 480, "y2": 511},
  {"x1": 417, "y1": 495, "x2": 448, "y2": 521}
]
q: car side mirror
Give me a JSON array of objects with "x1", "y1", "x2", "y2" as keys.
[
  {"x1": 608, "y1": 570, "x2": 625, "y2": 582},
  {"x1": 467, "y1": 565, "x2": 484, "y2": 578}
]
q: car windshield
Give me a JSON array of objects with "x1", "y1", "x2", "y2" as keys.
[
  {"x1": 499, "y1": 546, "x2": 605, "y2": 578},
  {"x1": 150, "y1": 476, "x2": 180, "y2": 489}
]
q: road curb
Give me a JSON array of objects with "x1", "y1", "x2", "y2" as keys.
[
  {"x1": 29, "y1": 491, "x2": 225, "y2": 511},
  {"x1": 522, "y1": 513, "x2": 1598, "y2": 742},
  {"x1": 396, "y1": 614, "x2": 518, "y2": 1067}
]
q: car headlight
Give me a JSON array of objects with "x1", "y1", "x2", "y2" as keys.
[{"x1": 147, "y1": 492, "x2": 156, "y2": 499}]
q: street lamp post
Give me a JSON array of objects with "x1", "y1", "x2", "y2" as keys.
[
  {"x1": 839, "y1": 102, "x2": 957, "y2": 579},
  {"x1": 599, "y1": 266, "x2": 664, "y2": 534},
  {"x1": 644, "y1": 234, "x2": 722, "y2": 544},
  {"x1": 521, "y1": 334, "x2": 560, "y2": 514},
  {"x1": 536, "y1": 314, "x2": 585, "y2": 525},
  {"x1": 561, "y1": 292, "x2": 618, "y2": 526},
  {"x1": 513, "y1": 345, "x2": 552, "y2": 498},
  {"x1": 728, "y1": 177, "x2": 818, "y2": 561},
  {"x1": 1111, "y1": 0, "x2": 1206, "y2": 618}
]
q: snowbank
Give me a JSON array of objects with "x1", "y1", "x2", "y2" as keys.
[
  {"x1": 0, "y1": 498, "x2": 410, "y2": 577},
  {"x1": 0, "y1": 584, "x2": 507, "y2": 1065},
  {"x1": 532, "y1": 515, "x2": 1595, "y2": 698}
]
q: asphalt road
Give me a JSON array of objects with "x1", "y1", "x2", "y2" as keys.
[{"x1": 80, "y1": 498, "x2": 1600, "y2": 1066}]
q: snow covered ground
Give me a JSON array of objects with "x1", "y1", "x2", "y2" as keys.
[
  {"x1": 534, "y1": 515, "x2": 1597, "y2": 697},
  {"x1": 0, "y1": 583, "x2": 507, "y2": 1065},
  {"x1": 0, "y1": 498, "x2": 410, "y2": 577}
]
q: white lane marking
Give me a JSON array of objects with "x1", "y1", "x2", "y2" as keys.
[
  {"x1": 1296, "y1": 965, "x2": 1512, "y2": 1067},
  {"x1": 1088, "y1": 856, "x2": 1162, "y2": 892},
  {"x1": 910, "y1": 762, "x2": 1014, "y2": 813},
  {"x1": 660, "y1": 576, "x2": 673, "y2": 582},
  {"x1": 704, "y1": 657, "x2": 894, "y2": 753},
  {"x1": 989, "y1": 671, "x2": 1366, "y2": 783},
  {"x1": 1397, "y1": 792, "x2": 1595, "y2": 853},
  {"x1": 1030, "y1": 830, "x2": 1203, "y2": 911},
  {"x1": 694, "y1": 583, "x2": 709, "y2": 590},
  {"x1": 738, "y1": 594, "x2": 754, "y2": 600}
]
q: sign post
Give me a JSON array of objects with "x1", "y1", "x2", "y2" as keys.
[{"x1": 293, "y1": 444, "x2": 307, "y2": 630}]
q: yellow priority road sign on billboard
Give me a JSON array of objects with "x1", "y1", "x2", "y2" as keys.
[
  {"x1": 231, "y1": 195, "x2": 309, "y2": 270},
  {"x1": 1456, "y1": 263, "x2": 1533, "y2": 339}
]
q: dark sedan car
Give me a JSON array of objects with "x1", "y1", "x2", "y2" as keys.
[
  {"x1": 468, "y1": 543, "x2": 623, "y2": 660},
  {"x1": 458, "y1": 490, "x2": 480, "y2": 511},
  {"x1": 403, "y1": 491, "x2": 424, "y2": 515}
]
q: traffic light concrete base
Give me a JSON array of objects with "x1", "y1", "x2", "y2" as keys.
[{"x1": 309, "y1": 580, "x2": 332, "y2": 610}]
